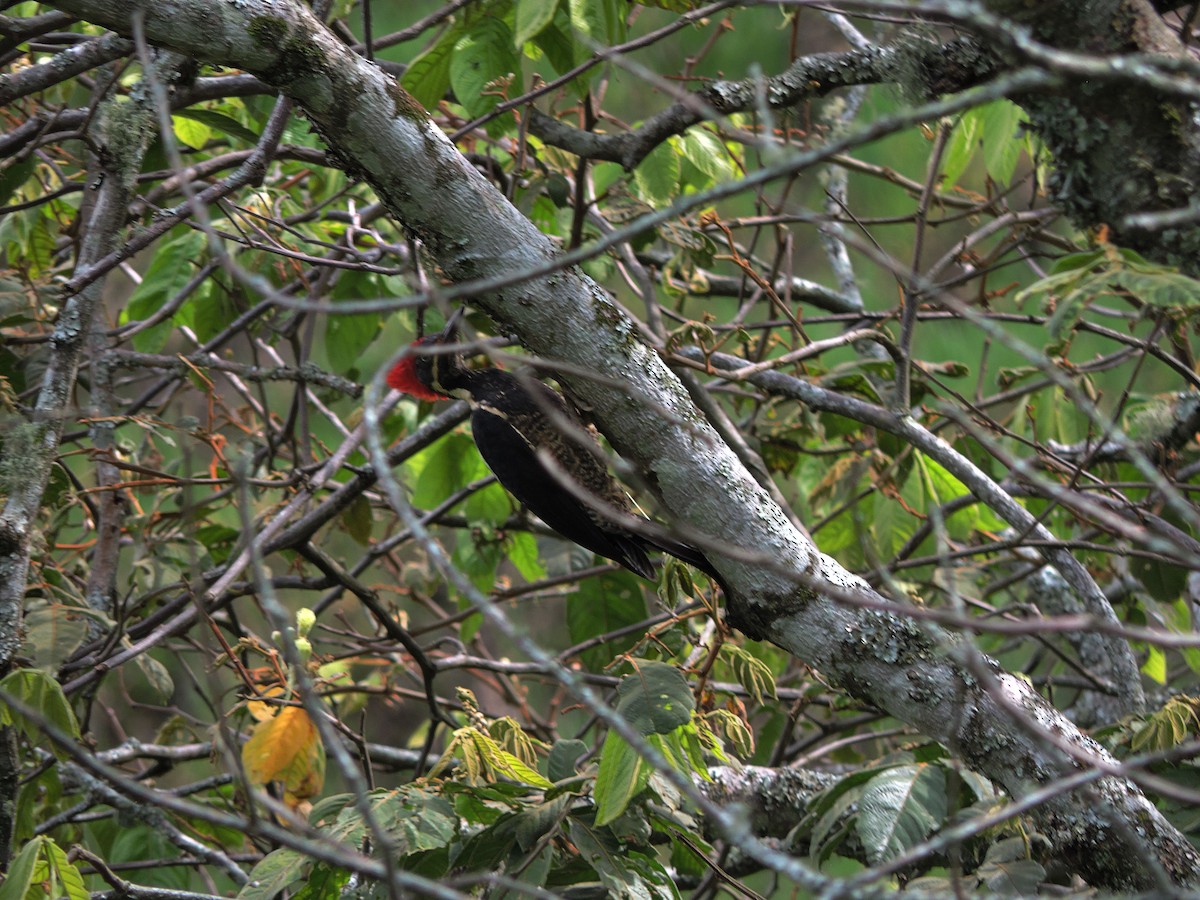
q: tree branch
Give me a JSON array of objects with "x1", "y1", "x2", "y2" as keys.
[{"x1": 529, "y1": 36, "x2": 1001, "y2": 170}]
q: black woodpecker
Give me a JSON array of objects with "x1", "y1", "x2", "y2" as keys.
[{"x1": 386, "y1": 309, "x2": 720, "y2": 583}]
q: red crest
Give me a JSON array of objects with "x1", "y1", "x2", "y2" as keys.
[{"x1": 386, "y1": 341, "x2": 444, "y2": 401}]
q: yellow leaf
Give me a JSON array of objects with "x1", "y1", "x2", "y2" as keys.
[
  {"x1": 242, "y1": 706, "x2": 326, "y2": 804},
  {"x1": 246, "y1": 684, "x2": 286, "y2": 722}
]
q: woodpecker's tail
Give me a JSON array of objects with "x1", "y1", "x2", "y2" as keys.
[{"x1": 642, "y1": 532, "x2": 724, "y2": 585}]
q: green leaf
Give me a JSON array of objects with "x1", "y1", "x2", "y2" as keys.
[
  {"x1": 513, "y1": 794, "x2": 573, "y2": 850},
  {"x1": 1114, "y1": 266, "x2": 1200, "y2": 311},
  {"x1": 1130, "y1": 698, "x2": 1199, "y2": 752},
  {"x1": 21, "y1": 599, "x2": 89, "y2": 671},
  {"x1": 871, "y1": 496, "x2": 916, "y2": 560},
  {"x1": 132, "y1": 649, "x2": 175, "y2": 704},
  {"x1": 171, "y1": 114, "x2": 212, "y2": 150},
  {"x1": 0, "y1": 157, "x2": 36, "y2": 209},
  {"x1": 515, "y1": 0, "x2": 559, "y2": 47},
  {"x1": 18, "y1": 215, "x2": 55, "y2": 278},
  {"x1": 0, "y1": 834, "x2": 42, "y2": 900},
  {"x1": 567, "y1": 0, "x2": 622, "y2": 47},
  {"x1": 454, "y1": 534, "x2": 503, "y2": 595},
  {"x1": 705, "y1": 709, "x2": 754, "y2": 759},
  {"x1": 979, "y1": 100, "x2": 1028, "y2": 185},
  {"x1": 506, "y1": 531, "x2": 547, "y2": 582},
  {"x1": 41, "y1": 836, "x2": 88, "y2": 900},
  {"x1": 918, "y1": 457, "x2": 969, "y2": 506},
  {"x1": 593, "y1": 729, "x2": 651, "y2": 825},
  {"x1": 1050, "y1": 249, "x2": 1107, "y2": 274},
  {"x1": 623, "y1": 850, "x2": 680, "y2": 900},
  {"x1": 0, "y1": 668, "x2": 81, "y2": 755},
  {"x1": 567, "y1": 571, "x2": 646, "y2": 670},
  {"x1": 615, "y1": 661, "x2": 693, "y2": 735},
  {"x1": 941, "y1": 101, "x2": 1028, "y2": 188},
  {"x1": 679, "y1": 128, "x2": 734, "y2": 185},
  {"x1": 1168, "y1": 601, "x2": 1200, "y2": 676},
  {"x1": 325, "y1": 312, "x2": 381, "y2": 376},
  {"x1": 341, "y1": 494, "x2": 374, "y2": 546},
  {"x1": 533, "y1": 14, "x2": 585, "y2": 88},
  {"x1": 1019, "y1": 248, "x2": 1200, "y2": 341},
  {"x1": 109, "y1": 825, "x2": 189, "y2": 889},
  {"x1": 449, "y1": 19, "x2": 521, "y2": 120},
  {"x1": 291, "y1": 865, "x2": 351, "y2": 900},
  {"x1": 856, "y1": 764, "x2": 948, "y2": 864},
  {"x1": 401, "y1": 23, "x2": 464, "y2": 110},
  {"x1": 638, "y1": 0, "x2": 704, "y2": 10},
  {"x1": 632, "y1": 138, "x2": 681, "y2": 208},
  {"x1": 238, "y1": 848, "x2": 309, "y2": 900},
  {"x1": 466, "y1": 729, "x2": 553, "y2": 788},
  {"x1": 326, "y1": 271, "x2": 387, "y2": 375},
  {"x1": 464, "y1": 480, "x2": 512, "y2": 525},
  {"x1": 940, "y1": 113, "x2": 980, "y2": 189},
  {"x1": 720, "y1": 644, "x2": 777, "y2": 705},
  {"x1": 567, "y1": 819, "x2": 676, "y2": 899},
  {"x1": 548, "y1": 738, "x2": 588, "y2": 781},
  {"x1": 173, "y1": 108, "x2": 260, "y2": 145},
  {"x1": 1141, "y1": 645, "x2": 1168, "y2": 684},
  {"x1": 374, "y1": 786, "x2": 459, "y2": 854},
  {"x1": 978, "y1": 838, "x2": 1046, "y2": 894},
  {"x1": 122, "y1": 228, "x2": 207, "y2": 352},
  {"x1": 180, "y1": 280, "x2": 233, "y2": 344},
  {"x1": 409, "y1": 433, "x2": 486, "y2": 508}
]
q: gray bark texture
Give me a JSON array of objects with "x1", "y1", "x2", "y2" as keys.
[
  {"x1": 982, "y1": 0, "x2": 1200, "y2": 268},
  {"x1": 36, "y1": 0, "x2": 1200, "y2": 889}
]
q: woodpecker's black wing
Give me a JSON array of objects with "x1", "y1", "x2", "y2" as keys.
[{"x1": 464, "y1": 370, "x2": 658, "y2": 579}]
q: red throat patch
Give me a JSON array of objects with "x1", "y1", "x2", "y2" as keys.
[{"x1": 386, "y1": 349, "x2": 443, "y2": 401}]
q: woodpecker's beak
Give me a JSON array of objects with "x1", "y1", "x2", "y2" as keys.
[{"x1": 438, "y1": 306, "x2": 467, "y2": 341}]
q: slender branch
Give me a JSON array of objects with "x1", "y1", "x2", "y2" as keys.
[{"x1": 528, "y1": 36, "x2": 1001, "y2": 170}]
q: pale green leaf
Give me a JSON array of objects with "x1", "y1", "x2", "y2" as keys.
[
  {"x1": 0, "y1": 668, "x2": 81, "y2": 755},
  {"x1": 42, "y1": 836, "x2": 88, "y2": 900},
  {"x1": 174, "y1": 107, "x2": 259, "y2": 145},
  {"x1": 238, "y1": 848, "x2": 308, "y2": 900},
  {"x1": 941, "y1": 101, "x2": 1027, "y2": 188},
  {"x1": 632, "y1": 138, "x2": 681, "y2": 208},
  {"x1": 450, "y1": 19, "x2": 521, "y2": 120},
  {"x1": 680, "y1": 128, "x2": 735, "y2": 184},
  {"x1": 721, "y1": 644, "x2": 777, "y2": 705},
  {"x1": 122, "y1": 228, "x2": 207, "y2": 352},
  {"x1": 507, "y1": 531, "x2": 547, "y2": 582},
  {"x1": 22, "y1": 600, "x2": 89, "y2": 671},
  {"x1": 979, "y1": 100, "x2": 1028, "y2": 185},
  {"x1": 172, "y1": 114, "x2": 211, "y2": 150},
  {"x1": 856, "y1": 764, "x2": 948, "y2": 864},
  {"x1": 401, "y1": 24, "x2": 464, "y2": 110},
  {"x1": 1142, "y1": 645, "x2": 1167, "y2": 684},
  {"x1": 0, "y1": 835, "x2": 42, "y2": 900},
  {"x1": 515, "y1": 0, "x2": 559, "y2": 47},
  {"x1": 593, "y1": 729, "x2": 650, "y2": 825},
  {"x1": 940, "y1": 112, "x2": 980, "y2": 189}
]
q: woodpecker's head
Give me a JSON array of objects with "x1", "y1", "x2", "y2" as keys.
[{"x1": 386, "y1": 307, "x2": 466, "y2": 401}]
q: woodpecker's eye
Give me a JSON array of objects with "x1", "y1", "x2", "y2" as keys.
[{"x1": 386, "y1": 347, "x2": 444, "y2": 401}]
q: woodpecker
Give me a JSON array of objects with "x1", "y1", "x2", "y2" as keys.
[{"x1": 386, "y1": 309, "x2": 720, "y2": 583}]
